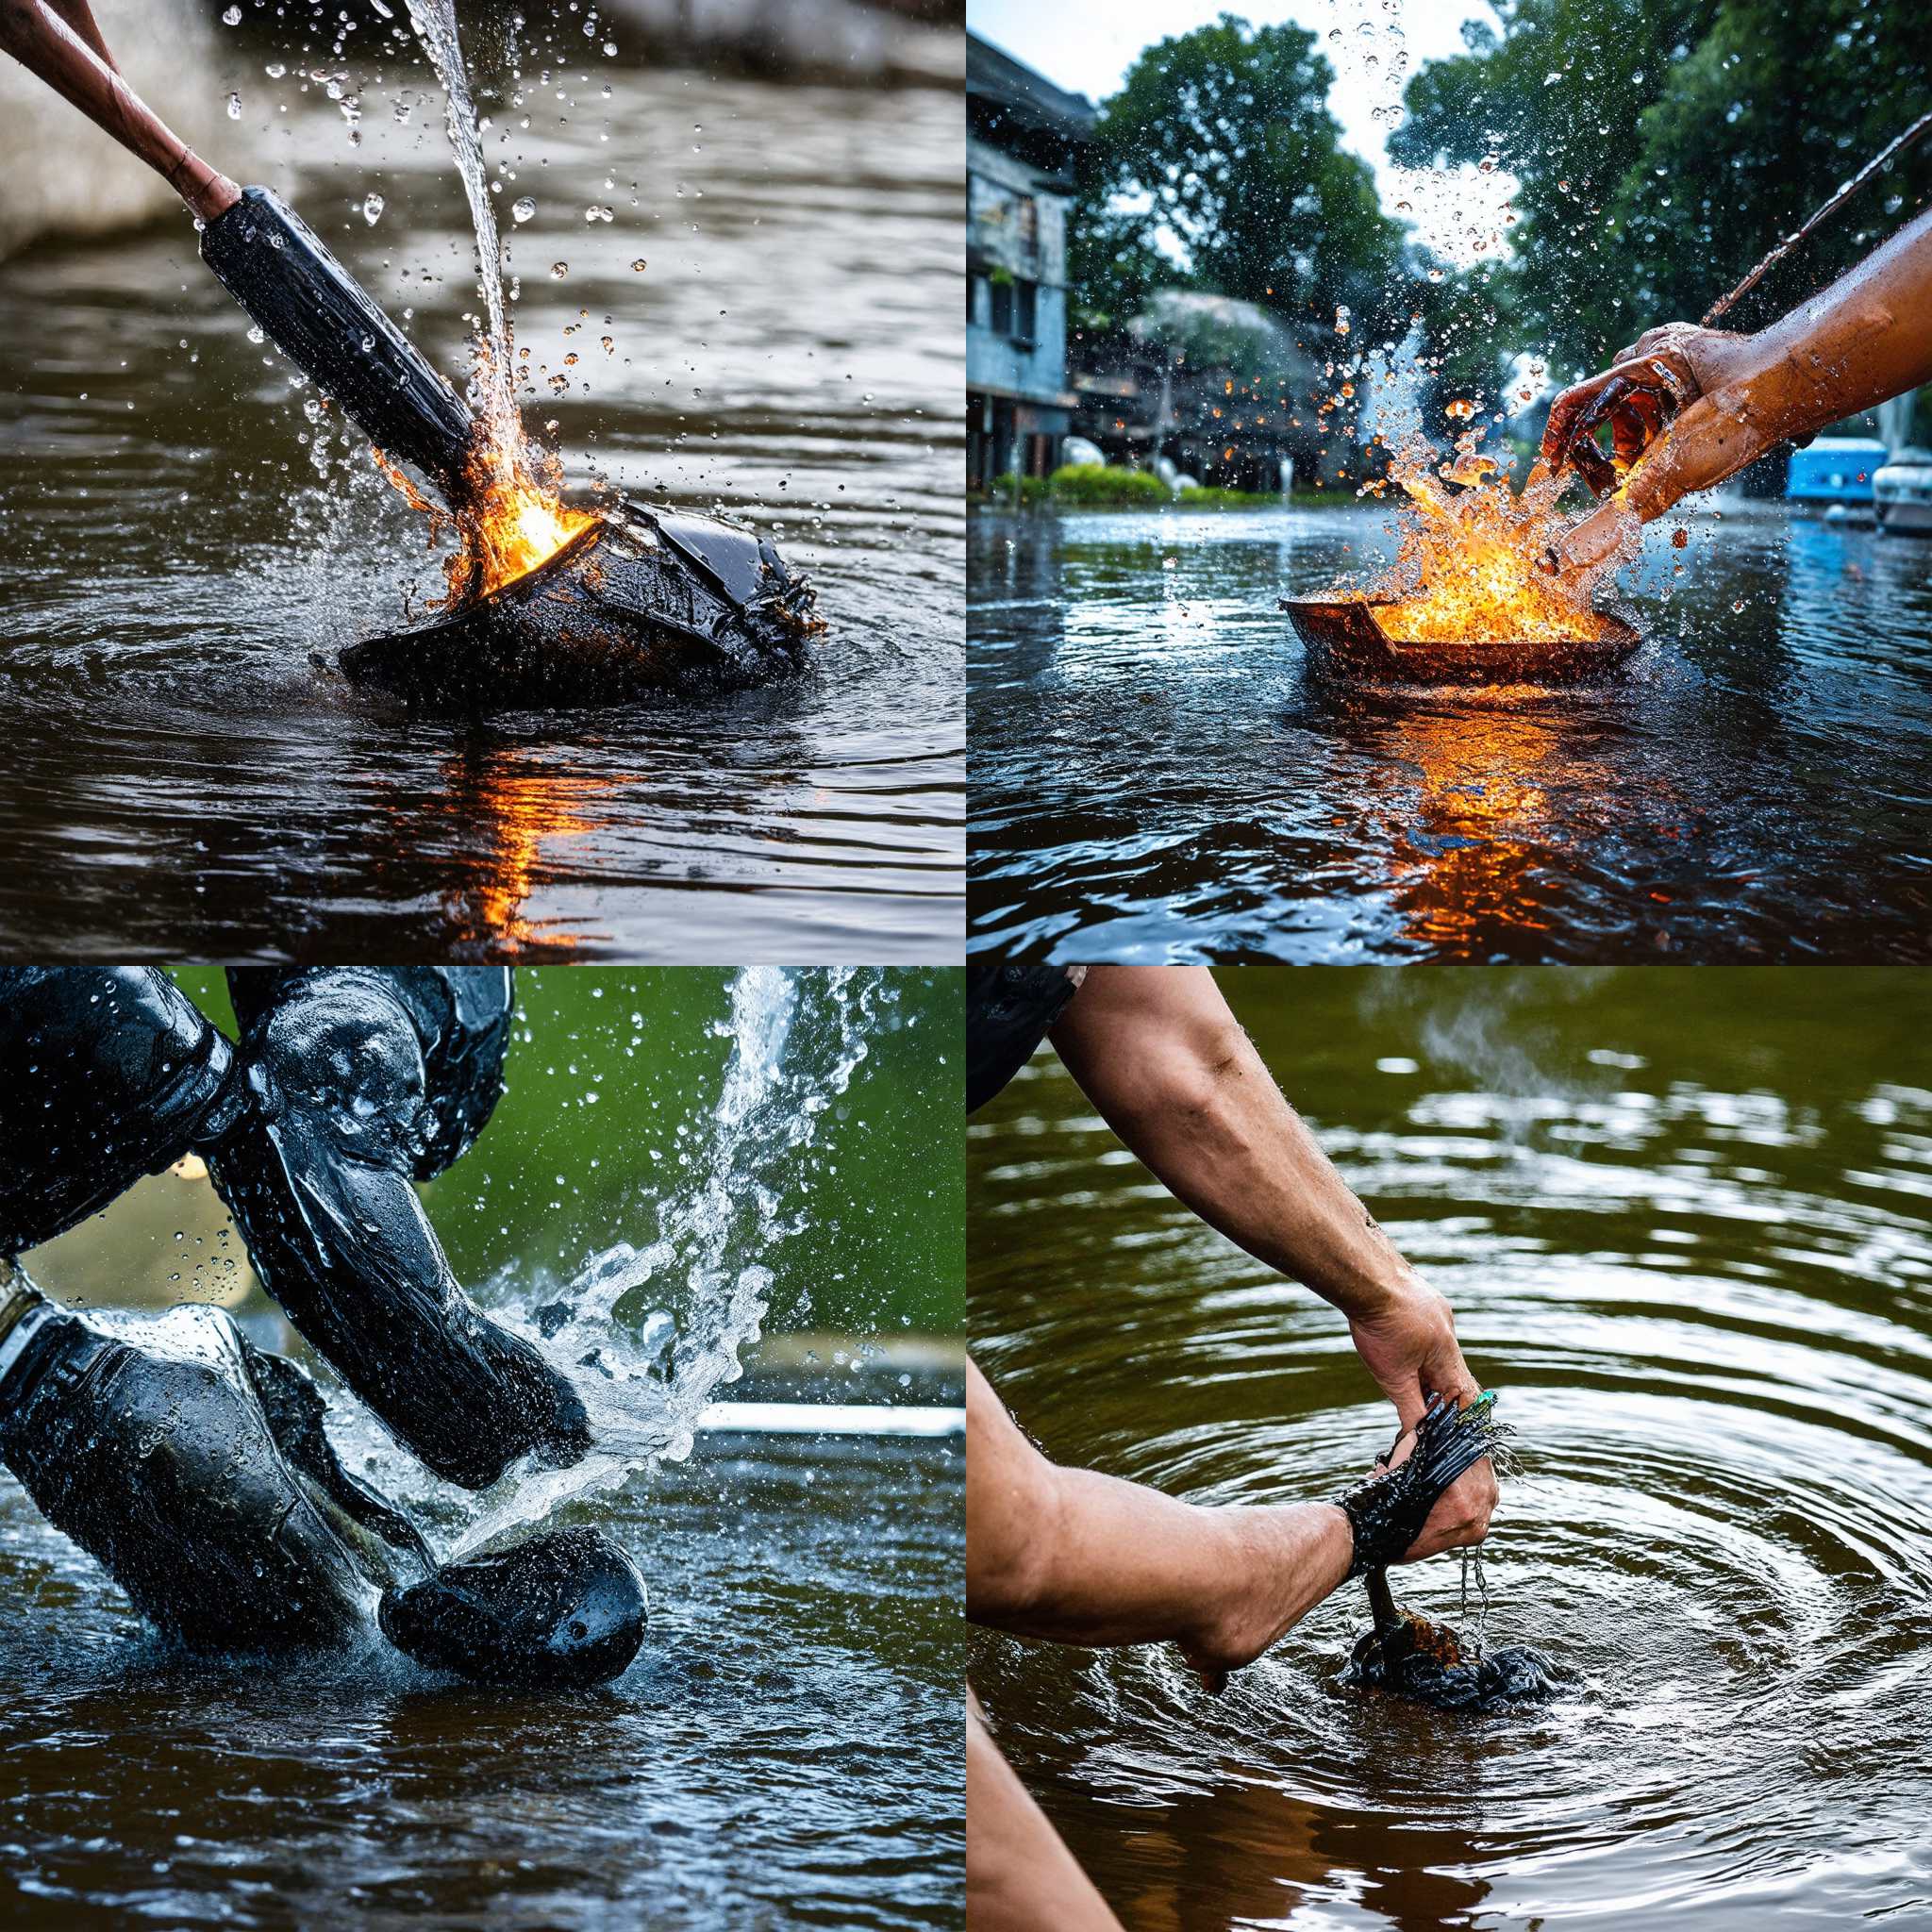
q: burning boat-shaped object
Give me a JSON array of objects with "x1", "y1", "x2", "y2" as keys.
[
  {"x1": 340, "y1": 499, "x2": 821, "y2": 710},
  {"x1": 1278, "y1": 594, "x2": 1640, "y2": 685}
]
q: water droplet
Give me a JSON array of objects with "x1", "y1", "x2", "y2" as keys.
[
  {"x1": 361, "y1": 192, "x2": 384, "y2": 225},
  {"x1": 265, "y1": 60, "x2": 286, "y2": 77},
  {"x1": 585, "y1": 204, "x2": 614, "y2": 223},
  {"x1": 222, "y1": 3, "x2": 242, "y2": 22},
  {"x1": 550, "y1": 261, "x2": 568, "y2": 278},
  {"x1": 246, "y1": 325, "x2": 265, "y2": 344},
  {"x1": 225, "y1": 91, "x2": 242, "y2": 119},
  {"x1": 603, "y1": 40, "x2": 618, "y2": 56},
  {"x1": 511, "y1": 195, "x2": 537, "y2": 223},
  {"x1": 630, "y1": 258, "x2": 647, "y2": 273}
]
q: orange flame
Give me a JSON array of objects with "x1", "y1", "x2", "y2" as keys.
[
  {"x1": 376, "y1": 338, "x2": 595, "y2": 608},
  {"x1": 1365, "y1": 423, "x2": 1627, "y2": 644}
]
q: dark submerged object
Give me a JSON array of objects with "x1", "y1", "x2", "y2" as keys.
[
  {"x1": 380, "y1": 1526, "x2": 648, "y2": 1690},
  {"x1": 200, "y1": 191, "x2": 821, "y2": 709},
  {"x1": 1280, "y1": 594, "x2": 1640, "y2": 684},
  {"x1": 1343, "y1": 1571, "x2": 1556, "y2": 1711},
  {"x1": 340, "y1": 499, "x2": 822, "y2": 710}
]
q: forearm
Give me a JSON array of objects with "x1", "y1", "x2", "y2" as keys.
[
  {"x1": 1626, "y1": 208, "x2": 1932, "y2": 518},
  {"x1": 968, "y1": 1691, "x2": 1123, "y2": 1932},
  {"x1": 967, "y1": 1362, "x2": 1351, "y2": 1662},
  {"x1": 1048, "y1": 966, "x2": 1416, "y2": 1320}
]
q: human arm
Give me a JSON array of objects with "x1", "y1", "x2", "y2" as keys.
[
  {"x1": 1046, "y1": 966, "x2": 1493, "y2": 1557},
  {"x1": 1547, "y1": 207, "x2": 1932, "y2": 568},
  {"x1": 967, "y1": 1686, "x2": 1124, "y2": 1932}
]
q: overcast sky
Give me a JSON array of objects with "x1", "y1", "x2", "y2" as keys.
[{"x1": 967, "y1": 0, "x2": 1518, "y2": 266}]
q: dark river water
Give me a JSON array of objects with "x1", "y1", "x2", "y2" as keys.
[
  {"x1": 0, "y1": 1424, "x2": 962, "y2": 1930},
  {"x1": 968, "y1": 501, "x2": 1932, "y2": 963},
  {"x1": 969, "y1": 967, "x2": 1932, "y2": 1931},
  {"x1": 0, "y1": 63, "x2": 962, "y2": 962}
]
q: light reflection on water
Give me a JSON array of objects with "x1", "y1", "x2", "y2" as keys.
[
  {"x1": 968, "y1": 500, "x2": 1932, "y2": 962},
  {"x1": 0, "y1": 70, "x2": 962, "y2": 961},
  {"x1": 969, "y1": 967, "x2": 1932, "y2": 1931}
]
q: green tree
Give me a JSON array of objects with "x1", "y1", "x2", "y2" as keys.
[
  {"x1": 1071, "y1": 13, "x2": 1409, "y2": 339},
  {"x1": 1394, "y1": 0, "x2": 1932, "y2": 386}
]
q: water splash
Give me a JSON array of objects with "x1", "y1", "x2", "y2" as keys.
[{"x1": 432, "y1": 968, "x2": 898, "y2": 1557}]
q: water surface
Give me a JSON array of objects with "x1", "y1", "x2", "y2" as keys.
[
  {"x1": 969, "y1": 967, "x2": 1932, "y2": 1930},
  {"x1": 968, "y1": 503, "x2": 1932, "y2": 961},
  {"x1": 0, "y1": 64, "x2": 962, "y2": 961}
]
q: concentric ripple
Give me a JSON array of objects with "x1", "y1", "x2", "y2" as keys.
[{"x1": 969, "y1": 969, "x2": 1932, "y2": 1930}]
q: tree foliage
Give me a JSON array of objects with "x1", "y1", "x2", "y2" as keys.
[
  {"x1": 1393, "y1": 0, "x2": 1932, "y2": 382},
  {"x1": 1071, "y1": 14, "x2": 1409, "y2": 340}
]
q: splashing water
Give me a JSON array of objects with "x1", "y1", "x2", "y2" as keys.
[
  {"x1": 394, "y1": 0, "x2": 594, "y2": 599},
  {"x1": 1336, "y1": 326, "x2": 1636, "y2": 642},
  {"x1": 433, "y1": 968, "x2": 901, "y2": 1557}
]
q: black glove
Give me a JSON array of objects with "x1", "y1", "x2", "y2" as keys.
[
  {"x1": 0, "y1": 1272, "x2": 425, "y2": 1651},
  {"x1": 1335, "y1": 1392, "x2": 1498, "y2": 1580},
  {"x1": 0, "y1": 1271, "x2": 643, "y2": 1685},
  {"x1": 0, "y1": 967, "x2": 244, "y2": 1255}
]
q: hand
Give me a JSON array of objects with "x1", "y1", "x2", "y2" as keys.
[
  {"x1": 1348, "y1": 1280, "x2": 1495, "y2": 1557},
  {"x1": 1541, "y1": 324, "x2": 1753, "y2": 489}
]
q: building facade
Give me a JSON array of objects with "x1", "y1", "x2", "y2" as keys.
[{"x1": 966, "y1": 35, "x2": 1095, "y2": 488}]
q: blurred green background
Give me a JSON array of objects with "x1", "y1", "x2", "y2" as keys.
[{"x1": 29, "y1": 968, "x2": 962, "y2": 1341}]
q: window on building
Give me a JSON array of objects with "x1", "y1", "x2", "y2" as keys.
[
  {"x1": 990, "y1": 277, "x2": 1014, "y2": 338},
  {"x1": 968, "y1": 273, "x2": 983, "y2": 326},
  {"x1": 1014, "y1": 279, "x2": 1038, "y2": 346}
]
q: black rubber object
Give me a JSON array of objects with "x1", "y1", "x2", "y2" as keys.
[
  {"x1": 207, "y1": 970, "x2": 591, "y2": 1490},
  {"x1": 338, "y1": 499, "x2": 822, "y2": 710},
  {"x1": 200, "y1": 186, "x2": 476, "y2": 504},
  {"x1": 225, "y1": 968, "x2": 514, "y2": 1181},
  {"x1": 0, "y1": 967, "x2": 243, "y2": 1257},
  {"x1": 379, "y1": 1526, "x2": 647, "y2": 1690},
  {"x1": 1338, "y1": 1392, "x2": 1500, "y2": 1579},
  {"x1": 1342, "y1": 1613, "x2": 1557, "y2": 1709},
  {"x1": 966, "y1": 963, "x2": 1082, "y2": 1114},
  {"x1": 0, "y1": 1305, "x2": 420, "y2": 1651}
]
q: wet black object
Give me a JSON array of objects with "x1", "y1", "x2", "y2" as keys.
[
  {"x1": 337, "y1": 499, "x2": 823, "y2": 710},
  {"x1": 1279, "y1": 595, "x2": 1641, "y2": 683},
  {"x1": 1342, "y1": 1607, "x2": 1557, "y2": 1710},
  {"x1": 0, "y1": 967, "x2": 590, "y2": 1491},
  {"x1": 200, "y1": 187, "x2": 476, "y2": 502},
  {"x1": 0, "y1": 968, "x2": 243, "y2": 1255},
  {"x1": 208, "y1": 970, "x2": 591, "y2": 1489},
  {"x1": 0, "y1": 1299, "x2": 424, "y2": 1651},
  {"x1": 380, "y1": 1526, "x2": 647, "y2": 1690},
  {"x1": 965, "y1": 963, "x2": 1083, "y2": 1114},
  {"x1": 225, "y1": 967, "x2": 514, "y2": 1180},
  {"x1": 1338, "y1": 1393, "x2": 1501, "y2": 1580}
]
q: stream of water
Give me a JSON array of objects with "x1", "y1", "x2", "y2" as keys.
[
  {"x1": 969, "y1": 967, "x2": 1932, "y2": 1930},
  {"x1": 0, "y1": 44, "x2": 963, "y2": 960}
]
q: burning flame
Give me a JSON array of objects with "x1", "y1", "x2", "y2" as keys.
[
  {"x1": 377, "y1": 338, "x2": 595, "y2": 608},
  {"x1": 1368, "y1": 424, "x2": 1624, "y2": 644}
]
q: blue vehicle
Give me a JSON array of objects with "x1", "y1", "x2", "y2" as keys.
[{"x1": 1786, "y1": 436, "x2": 1889, "y2": 505}]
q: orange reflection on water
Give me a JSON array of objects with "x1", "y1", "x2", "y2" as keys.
[
  {"x1": 431, "y1": 749, "x2": 622, "y2": 956},
  {"x1": 1369, "y1": 705, "x2": 1572, "y2": 953}
]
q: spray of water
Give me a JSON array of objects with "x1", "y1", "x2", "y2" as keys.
[{"x1": 437, "y1": 968, "x2": 899, "y2": 1556}]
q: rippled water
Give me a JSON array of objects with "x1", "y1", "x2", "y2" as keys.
[
  {"x1": 968, "y1": 967, "x2": 1932, "y2": 1930},
  {"x1": 0, "y1": 62, "x2": 962, "y2": 960},
  {"x1": 968, "y1": 501, "x2": 1932, "y2": 962},
  {"x1": 0, "y1": 1424, "x2": 961, "y2": 1929}
]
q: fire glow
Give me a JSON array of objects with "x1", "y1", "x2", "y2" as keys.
[
  {"x1": 378, "y1": 339, "x2": 596, "y2": 608},
  {"x1": 1368, "y1": 424, "x2": 1624, "y2": 645}
]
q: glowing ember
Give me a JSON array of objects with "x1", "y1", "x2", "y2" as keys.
[
  {"x1": 376, "y1": 338, "x2": 595, "y2": 608},
  {"x1": 1364, "y1": 424, "x2": 1633, "y2": 644}
]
